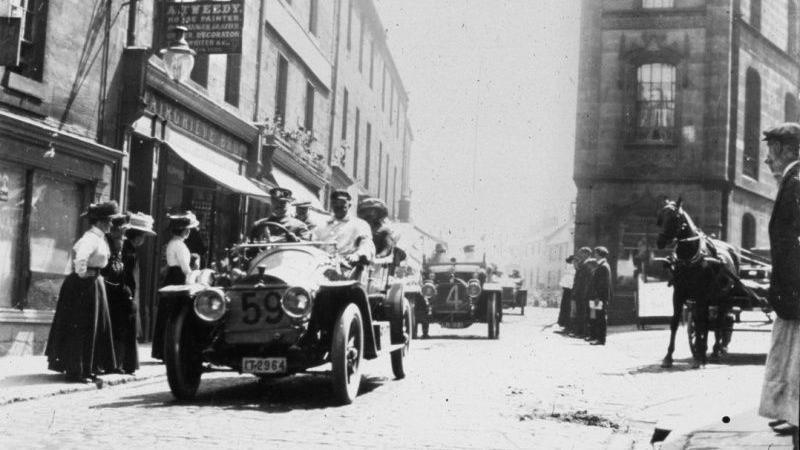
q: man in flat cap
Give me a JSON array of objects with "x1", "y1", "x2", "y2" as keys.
[
  {"x1": 314, "y1": 189, "x2": 375, "y2": 265},
  {"x1": 255, "y1": 187, "x2": 310, "y2": 241},
  {"x1": 588, "y1": 246, "x2": 611, "y2": 345},
  {"x1": 759, "y1": 122, "x2": 800, "y2": 441}
]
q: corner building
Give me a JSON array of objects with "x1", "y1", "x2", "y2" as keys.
[{"x1": 574, "y1": 0, "x2": 798, "y2": 324}]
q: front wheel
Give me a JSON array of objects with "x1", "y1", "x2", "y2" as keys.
[
  {"x1": 164, "y1": 305, "x2": 203, "y2": 401},
  {"x1": 487, "y1": 294, "x2": 500, "y2": 339},
  {"x1": 331, "y1": 303, "x2": 364, "y2": 404},
  {"x1": 391, "y1": 299, "x2": 412, "y2": 379}
]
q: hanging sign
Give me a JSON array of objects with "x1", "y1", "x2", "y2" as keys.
[
  {"x1": 0, "y1": 17, "x2": 21, "y2": 66},
  {"x1": 164, "y1": 1, "x2": 244, "y2": 54}
]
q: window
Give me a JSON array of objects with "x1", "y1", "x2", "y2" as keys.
[
  {"x1": 224, "y1": 54, "x2": 241, "y2": 107},
  {"x1": 392, "y1": 166, "x2": 397, "y2": 217},
  {"x1": 381, "y1": 66, "x2": 386, "y2": 110},
  {"x1": 642, "y1": 0, "x2": 673, "y2": 7},
  {"x1": 635, "y1": 63, "x2": 675, "y2": 142},
  {"x1": 358, "y1": 13, "x2": 365, "y2": 72},
  {"x1": 369, "y1": 41, "x2": 374, "y2": 88},
  {"x1": 304, "y1": 82, "x2": 315, "y2": 133},
  {"x1": 741, "y1": 214, "x2": 756, "y2": 250},
  {"x1": 750, "y1": 0, "x2": 762, "y2": 31},
  {"x1": 191, "y1": 54, "x2": 210, "y2": 87},
  {"x1": 365, "y1": 123, "x2": 372, "y2": 188},
  {"x1": 378, "y1": 143, "x2": 383, "y2": 197},
  {"x1": 353, "y1": 108, "x2": 360, "y2": 179},
  {"x1": 275, "y1": 55, "x2": 289, "y2": 124},
  {"x1": 743, "y1": 68, "x2": 761, "y2": 179},
  {"x1": 309, "y1": 0, "x2": 318, "y2": 35},
  {"x1": 10, "y1": 0, "x2": 48, "y2": 80},
  {"x1": 389, "y1": 86, "x2": 394, "y2": 124},
  {"x1": 384, "y1": 154, "x2": 390, "y2": 203},
  {"x1": 790, "y1": 1, "x2": 798, "y2": 55},
  {"x1": 341, "y1": 88, "x2": 349, "y2": 140},
  {"x1": 346, "y1": 0, "x2": 352, "y2": 51},
  {"x1": 0, "y1": 162, "x2": 84, "y2": 310},
  {"x1": 785, "y1": 92, "x2": 798, "y2": 122}
]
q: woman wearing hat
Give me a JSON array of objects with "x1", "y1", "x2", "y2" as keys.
[
  {"x1": 151, "y1": 211, "x2": 199, "y2": 359},
  {"x1": 45, "y1": 201, "x2": 121, "y2": 382},
  {"x1": 102, "y1": 214, "x2": 131, "y2": 373},
  {"x1": 357, "y1": 198, "x2": 395, "y2": 259}
]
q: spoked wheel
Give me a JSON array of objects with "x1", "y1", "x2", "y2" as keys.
[
  {"x1": 331, "y1": 303, "x2": 364, "y2": 404},
  {"x1": 391, "y1": 298, "x2": 412, "y2": 379},
  {"x1": 165, "y1": 305, "x2": 203, "y2": 401},
  {"x1": 487, "y1": 294, "x2": 500, "y2": 339}
]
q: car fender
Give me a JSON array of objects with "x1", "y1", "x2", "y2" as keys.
[{"x1": 316, "y1": 283, "x2": 379, "y2": 359}]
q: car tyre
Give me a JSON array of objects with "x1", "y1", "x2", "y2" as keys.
[
  {"x1": 487, "y1": 294, "x2": 500, "y2": 339},
  {"x1": 391, "y1": 298, "x2": 412, "y2": 379},
  {"x1": 331, "y1": 303, "x2": 364, "y2": 404},
  {"x1": 165, "y1": 305, "x2": 203, "y2": 401}
]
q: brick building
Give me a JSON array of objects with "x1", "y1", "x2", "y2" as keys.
[{"x1": 574, "y1": 0, "x2": 799, "y2": 324}]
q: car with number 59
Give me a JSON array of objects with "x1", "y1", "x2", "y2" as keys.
[{"x1": 156, "y1": 223, "x2": 413, "y2": 404}]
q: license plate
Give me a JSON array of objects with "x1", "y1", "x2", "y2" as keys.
[{"x1": 242, "y1": 357, "x2": 287, "y2": 374}]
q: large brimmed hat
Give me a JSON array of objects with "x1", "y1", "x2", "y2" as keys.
[
  {"x1": 126, "y1": 212, "x2": 156, "y2": 235},
  {"x1": 82, "y1": 201, "x2": 125, "y2": 220},
  {"x1": 167, "y1": 211, "x2": 199, "y2": 230},
  {"x1": 357, "y1": 197, "x2": 388, "y2": 219}
]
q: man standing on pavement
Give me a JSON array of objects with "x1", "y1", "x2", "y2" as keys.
[
  {"x1": 588, "y1": 246, "x2": 611, "y2": 345},
  {"x1": 569, "y1": 247, "x2": 595, "y2": 339},
  {"x1": 556, "y1": 255, "x2": 576, "y2": 333},
  {"x1": 759, "y1": 123, "x2": 800, "y2": 445}
]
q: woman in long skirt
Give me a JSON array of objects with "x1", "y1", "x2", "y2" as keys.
[
  {"x1": 46, "y1": 201, "x2": 122, "y2": 382},
  {"x1": 151, "y1": 211, "x2": 199, "y2": 360}
]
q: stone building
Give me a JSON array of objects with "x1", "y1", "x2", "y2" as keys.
[{"x1": 574, "y1": 0, "x2": 799, "y2": 324}]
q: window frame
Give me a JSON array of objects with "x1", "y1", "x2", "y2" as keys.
[
  {"x1": 743, "y1": 67, "x2": 761, "y2": 180},
  {"x1": 632, "y1": 62, "x2": 678, "y2": 144},
  {"x1": 304, "y1": 81, "x2": 315, "y2": 133},
  {"x1": 275, "y1": 54, "x2": 289, "y2": 124},
  {"x1": 9, "y1": 0, "x2": 49, "y2": 81},
  {"x1": 224, "y1": 54, "x2": 241, "y2": 107}
]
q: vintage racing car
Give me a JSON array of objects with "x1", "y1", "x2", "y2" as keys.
[
  {"x1": 411, "y1": 259, "x2": 502, "y2": 339},
  {"x1": 156, "y1": 223, "x2": 413, "y2": 404}
]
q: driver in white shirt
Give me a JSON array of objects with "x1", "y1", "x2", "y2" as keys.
[{"x1": 314, "y1": 189, "x2": 375, "y2": 265}]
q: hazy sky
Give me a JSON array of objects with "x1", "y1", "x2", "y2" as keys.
[{"x1": 375, "y1": 1, "x2": 582, "y2": 247}]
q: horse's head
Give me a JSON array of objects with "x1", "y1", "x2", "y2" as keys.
[{"x1": 656, "y1": 198, "x2": 686, "y2": 249}]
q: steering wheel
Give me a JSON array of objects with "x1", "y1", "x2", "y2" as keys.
[{"x1": 263, "y1": 221, "x2": 299, "y2": 243}]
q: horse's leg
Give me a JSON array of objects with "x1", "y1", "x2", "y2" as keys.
[
  {"x1": 692, "y1": 298, "x2": 709, "y2": 368},
  {"x1": 662, "y1": 288, "x2": 682, "y2": 368}
]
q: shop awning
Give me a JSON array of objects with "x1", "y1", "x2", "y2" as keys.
[
  {"x1": 165, "y1": 131, "x2": 269, "y2": 198},
  {"x1": 272, "y1": 167, "x2": 325, "y2": 210}
]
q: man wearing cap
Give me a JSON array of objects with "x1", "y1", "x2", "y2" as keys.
[
  {"x1": 314, "y1": 189, "x2": 375, "y2": 265},
  {"x1": 257, "y1": 187, "x2": 310, "y2": 241},
  {"x1": 588, "y1": 246, "x2": 611, "y2": 345},
  {"x1": 293, "y1": 201, "x2": 316, "y2": 233},
  {"x1": 556, "y1": 255, "x2": 576, "y2": 333},
  {"x1": 569, "y1": 247, "x2": 596, "y2": 338},
  {"x1": 759, "y1": 122, "x2": 800, "y2": 441}
]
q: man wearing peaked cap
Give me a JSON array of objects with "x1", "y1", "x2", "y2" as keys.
[
  {"x1": 293, "y1": 200, "x2": 316, "y2": 232},
  {"x1": 253, "y1": 186, "x2": 310, "y2": 241},
  {"x1": 588, "y1": 246, "x2": 612, "y2": 345},
  {"x1": 570, "y1": 246, "x2": 596, "y2": 338},
  {"x1": 314, "y1": 187, "x2": 375, "y2": 264}
]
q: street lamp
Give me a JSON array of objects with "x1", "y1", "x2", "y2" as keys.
[{"x1": 159, "y1": 26, "x2": 196, "y2": 82}]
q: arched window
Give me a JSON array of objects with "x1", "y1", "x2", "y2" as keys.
[
  {"x1": 741, "y1": 214, "x2": 756, "y2": 250},
  {"x1": 785, "y1": 93, "x2": 798, "y2": 122},
  {"x1": 743, "y1": 68, "x2": 761, "y2": 179},
  {"x1": 751, "y1": 0, "x2": 762, "y2": 31},
  {"x1": 636, "y1": 63, "x2": 676, "y2": 142}
]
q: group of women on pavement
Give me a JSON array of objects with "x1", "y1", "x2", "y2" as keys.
[{"x1": 45, "y1": 201, "x2": 156, "y2": 383}]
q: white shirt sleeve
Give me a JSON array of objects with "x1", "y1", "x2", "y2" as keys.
[
  {"x1": 72, "y1": 234, "x2": 92, "y2": 278},
  {"x1": 355, "y1": 220, "x2": 376, "y2": 261},
  {"x1": 176, "y1": 242, "x2": 192, "y2": 275}
]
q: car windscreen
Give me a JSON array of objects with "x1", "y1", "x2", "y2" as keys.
[
  {"x1": 427, "y1": 264, "x2": 483, "y2": 274},
  {"x1": 249, "y1": 248, "x2": 320, "y2": 276}
]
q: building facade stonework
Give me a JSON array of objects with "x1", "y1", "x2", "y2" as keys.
[{"x1": 574, "y1": 0, "x2": 798, "y2": 324}]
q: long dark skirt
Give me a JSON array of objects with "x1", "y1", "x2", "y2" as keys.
[
  {"x1": 151, "y1": 266, "x2": 186, "y2": 360},
  {"x1": 107, "y1": 282, "x2": 139, "y2": 373},
  {"x1": 557, "y1": 288, "x2": 572, "y2": 328},
  {"x1": 46, "y1": 273, "x2": 117, "y2": 378}
]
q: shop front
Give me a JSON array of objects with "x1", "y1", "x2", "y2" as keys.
[{"x1": 0, "y1": 110, "x2": 123, "y2": 356}]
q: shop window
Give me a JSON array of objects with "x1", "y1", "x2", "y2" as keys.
[
  {"x1": 304, "y1": 82, "x2": 315, "y2": 133},
  {"x1": 0, "y1": 163, "x2": 83, "y2": 310},
  {"x1": 743, "y1": 68, "x2": 761, "y2": 180},
  {"x1": 224, "y1": 54, "x2": 241, "y2": 107},
  {"x1": 9, "y1": 0, "x2": 48, "y2": 81},
  {"x1": 641, "y1": 0, "x2": 673, "y2": 7},
  {"x1": 635, "y1": 63, "x2": 675, "y2": 142},
  {"x1": 785, "y1": 92, "x2": 798, "y2": 122},
  {"x1": 191, "y1": 54, "x2": 209, "y2": 87},
  {"x1": 741, "y1": 213, "x2": 756, "y2": 250},
  {"x1": 365, "y1": 122, "x2": 371, "y2": 188},
  {"x1": 751, "y1": 0, "x2": 762, "y2": 31},
  {"x1": 275, "y1": 54, "x2": 289, "y2": 124}
]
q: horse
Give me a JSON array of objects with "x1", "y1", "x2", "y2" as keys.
[{"x1": 656, "y1": 198, "x2": 743, "y2": 368}]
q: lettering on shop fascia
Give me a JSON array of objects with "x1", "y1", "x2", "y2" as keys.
[
  {"x1": 143, "y1": 90, "x2": 248, "y2": 159},
  {"x1": 165, "y1": 1, "x2": 244, "y2": 54}
]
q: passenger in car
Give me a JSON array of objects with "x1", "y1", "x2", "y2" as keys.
[{"x1": 356, "y1": 197, "x2": 395, "y2": 260}]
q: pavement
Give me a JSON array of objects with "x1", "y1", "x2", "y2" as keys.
[
  {"x1": 0, "y1": 343, "x2": 166, "y2": 406},
  {"x1": 0, "y1": 312, "x2": 795, "y2": 449}
]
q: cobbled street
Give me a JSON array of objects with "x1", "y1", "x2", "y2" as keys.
[{"x1": 0, "y1": 308, "x2": 773, "y2": 449}]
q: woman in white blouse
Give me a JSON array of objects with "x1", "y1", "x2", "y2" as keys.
[
  {"x1": 46, "y1": 201, "x2": 123, "y2": 383},
  {"x1": 151, "y1": 211, "x2": 199, "y2": 360}
]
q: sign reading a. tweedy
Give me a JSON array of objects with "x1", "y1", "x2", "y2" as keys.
[{"x1": 164, "y1": 1, "x2": 244, "y2": 55}]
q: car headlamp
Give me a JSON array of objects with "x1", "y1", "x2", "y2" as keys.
[
  {"x1": 193, "y1": 288, "x2": 227, "y2": 322},
  {"x1": 421, "y1": 281, "x2": 437, "y2": 299},
  {"x1": 467, "y1": 279, "x2": 482, "y2": 298},
  {"x1": 281, "y1": 287, "x2": 313, "y2": 320}
]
